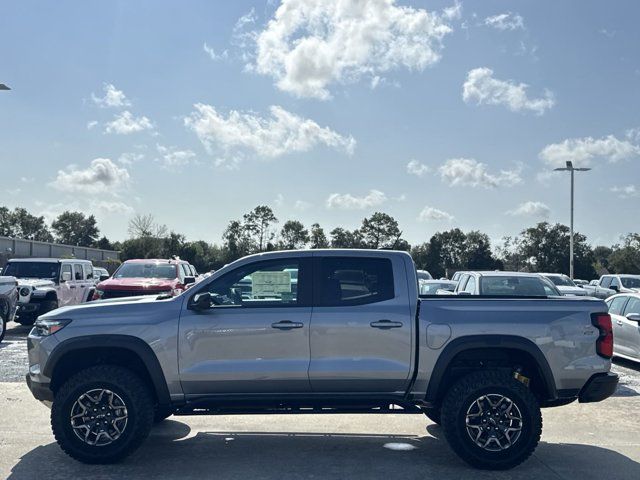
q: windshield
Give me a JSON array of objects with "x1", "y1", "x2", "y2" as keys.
[
  {"x1": 417, "y1": 271, "x2": 432, "y2": 281},
  {"x1": 114, "y1": 263, "x2": 177, "y2": 280},
  {"x1": 480, "y1": 276, "x2": 559, "y2": 296},
  {"x1": 420, "y1": 282, "x2": 455, "y2": 294},
  {"x1": 3, "y1": 262, "x2": 60, "y2": 280},
  {"x1": 545, "y1": 275, "x2": 575, "y2": 287},
  {"x1": 621, "y1": 277, "x2": 640, "y2": 288}
]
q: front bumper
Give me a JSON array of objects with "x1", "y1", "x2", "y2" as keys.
[
  {"x1": 17, "y1": 302, "x2": 41, "y2": 315},
  {"x1": 578, "y1": 372, "x2": 619, "y2": 403},
  {"x1": 26, "y1": 374, "x2": 54, "y2": 403}
]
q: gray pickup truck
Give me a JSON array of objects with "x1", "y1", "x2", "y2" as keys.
[
  {"x1": 582, "y1": 274, "x2": 640, "y2": 299},
  {"x1": 26, "y1": 249, "x2": 618, "y2": 470}
]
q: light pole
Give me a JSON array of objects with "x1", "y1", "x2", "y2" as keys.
[{"x1": 554, "y1": 161, "x2": 591, "y2": 279}]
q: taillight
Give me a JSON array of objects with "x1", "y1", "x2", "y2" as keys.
[{"x1": 591, "y1": 313, "x2": 613, "y2": 359}]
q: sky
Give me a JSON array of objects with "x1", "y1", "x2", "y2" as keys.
[{"x1": 1, "y1": 0, "x2": 639, "y2": 248}]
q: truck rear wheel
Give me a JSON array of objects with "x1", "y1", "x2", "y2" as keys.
[
  {"x1": 51, "y1": 365, "x2": 154, "y2": 464},
  {"x1": 0, "y1": 312, "x2": 6, "y2": 343},
  {"x1": 440, "y1": 370, "x2": 542, "y2": 470}
]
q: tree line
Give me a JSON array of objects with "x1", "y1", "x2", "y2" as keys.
[{"x1": 1, "y1": 205, "x2": 639, "y2": 278}]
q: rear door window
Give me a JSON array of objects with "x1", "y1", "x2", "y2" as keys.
[
  {"x1": 623, "y1": 297, "x2": 640, "y2": 316},
  {"x1": 608, "y1": 296, "x2": 629, "y2": 315},
  {"x1": 73, "y1": 264, "x2": 84, "y2": 280},
  {"x1": 317, "y1": 257, "x2": 394, "y2": 306}
]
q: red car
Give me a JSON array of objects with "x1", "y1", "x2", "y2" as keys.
[{"x1": 94, "y1": 259, "x2": 197, "y2": 300}]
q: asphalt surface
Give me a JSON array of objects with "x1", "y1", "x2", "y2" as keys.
[{"x1": 1, "y1": 320, "x2": 640, "y2": 479}]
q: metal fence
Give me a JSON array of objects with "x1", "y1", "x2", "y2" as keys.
[{"x1": 0, "y1": 236, "x2": 119, "y2": 268}]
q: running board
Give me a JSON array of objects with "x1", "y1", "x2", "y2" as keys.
[{"x1": 175, "y1": 402, "x2": 423, "y2": 416}]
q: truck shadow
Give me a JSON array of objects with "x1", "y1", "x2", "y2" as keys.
[{"x1": 7, "y1": 419, "x2": 640, "y2": 480}]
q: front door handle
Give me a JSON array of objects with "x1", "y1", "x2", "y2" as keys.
[
  {"x1": 370, "y1": 320, "x2": 403, "y2": 329},
  {"x1": 69, "y1": 285, "x2": 76, "y2": 289},
  {"x1": 617, "y1": 320, "x2": 624, "y2": 326},
  {"x1": 271, "y1": 320, "x2": 304, "y2": 330}
]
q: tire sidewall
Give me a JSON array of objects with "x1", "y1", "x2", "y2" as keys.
[
  {"x1": 53, "y1": 378, "x2": 143, "y2": 461},
  {"x1": 0, "y1": 315, "x2": 6, "y2": 343},
  {"x1": 442, "y1": 374, "x2": 542, "y2": 470}
]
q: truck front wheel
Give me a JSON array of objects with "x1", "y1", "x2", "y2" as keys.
[
  {"x1": 440, "y1": 370, "x2": 542, "y2": 470},
  {"x1": 51, "y1": 365, "x2": 154, "y2": 464}
]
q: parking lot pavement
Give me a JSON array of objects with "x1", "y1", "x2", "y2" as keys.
[{"x1": 1, "y1": 320, "x2": 640, "y2": 480}]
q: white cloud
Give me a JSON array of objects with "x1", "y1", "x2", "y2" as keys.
[
  {"x1": 50, "y1": 158, "x2": 130, "y2": 194},
  {"x1": 87, "y1": 120, "x2": 98, "y2": 130},
  {"x1": 326, "y1": 189, "x2": 387, "y2": 210},
  {"x1": 506, "y1": 201, "x2": 550, "y2": 218},
  {"x1": 185, "y1": 103, "x2": 355, "y2": 167},
  {"x1": 463, "y1": 67, "x2": 555, "y2": 115},
  {"x1": 407, "y1": 159, "x2": 430, "y2": 177},
  {"x1": 93, "y1": 200, "x2": 135, "y2": 215},
  {"x1": 611, "y1": 185, "x2": 638, "y2": 198},
  {"x1": 274, "y1": 193, "x2": 285, "y2": 207},
  {"x1": 234, "y1": 7, "x2": 257, "y2": 33},
  {"x1": 203, "y1": 42, "x2": 228, "y2": 61},
  {"x1": 91, "y1": 83, "x2": 131, "y2": 108},
  {"x1": 105, "y1": 111, "x2": 154, "y2": 135},
  {"x1": 156, "y1": 144, "x2": 196, "y2": 169},
  {"x1": 439, "y1": 158, "x2": 522, "y2": 188},
  {"x1": 418, "y1": 206, "x2": 454, "y2": 222},
  {"x1": 117, "y1": 152, "x2": 145, "y2": 165},
  {"x1": 539, "y1": 134, "x2": 640, "y2": 168},
  {"x1": 251, "y1": 0, "x2": 458, "y2": 99},
  {"x1": 484, "y1": 13, "x2": 524, "y2": 31}
]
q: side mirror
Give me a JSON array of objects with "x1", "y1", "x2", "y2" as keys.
[
  {"x1": 189, "y1": 292, "x2": 212, "y2": 311},
  {"x1": 626, "y1": 313, "x2": 640, "y2": 323},
  {"x1": 61, "y1": 271, "x2": 71, "y2": 282},
  {"x1": 100, "y1": 274, "x2": 110, "y2": 281},
  {"x1": 183, "y1": 276, "x2": 196, "y2": 286},
  {"x1": 610, "y1": 285, "x2": 619, "y2": 292},
  {"x1": 457, "y1": 291, "x2": 472, "y2": 296}
]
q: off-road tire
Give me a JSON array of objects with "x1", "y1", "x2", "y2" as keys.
[
  {"x1": 422, "y1": 406, "x2": 441, "y2": 425},
  {"x1": 15, "y1": 314, "x2": 35, "y2": 326},
  {"x1": 51, "y1": 365, "x2": 154, "y2": 464},
  {"x1": 0, "y1": 313, "x2": 6, "y2": 343},
  {"x1": 441, "y1": 370, "x2": 542, "y2": 470}
]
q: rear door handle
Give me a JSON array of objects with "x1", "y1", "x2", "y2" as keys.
[
  {"x1": 271, "y1": 320, "x2": 304, "y2": 330},
  {"x1": 617, "y1": 320, "x2": 624, "y2": 326},
  {"x1": 69, "y1": 285, "x2": 76, "y2": 289},
  {"x1": 370, "y1": 320, "x2": 403, "y2": 329}
]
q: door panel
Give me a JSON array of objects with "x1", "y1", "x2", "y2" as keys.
[
  {"x1": 179, "y1": 306, "x2": 312, "y2": 394},
  {"x1": 57, "y1": 264, "x2": 74, "y2": 307},
  {"x1": 178, "y1": 257, "x2": 313, "y2": 396},
  {"x1": 309, "y1": 256, "x2": 413, "y2": 393},
  {"x1": 622, "y1": 297, "x2": 640, "y2": 359}
]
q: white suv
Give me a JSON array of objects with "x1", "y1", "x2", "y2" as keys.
[{"x1": 2, "y1": 258, "x2": 97, "y2": 325}]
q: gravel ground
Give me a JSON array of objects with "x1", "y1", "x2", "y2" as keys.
[{"x1": 2, "y1": 320, "x2": 640, "y2": 394}]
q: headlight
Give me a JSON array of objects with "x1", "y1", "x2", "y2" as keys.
[
  {"x1": 19, "y1": 287, "x2": 31, "y2": 296},
  {"x1": 33, "y1": 318, "x2": 72, "y2": 336}
]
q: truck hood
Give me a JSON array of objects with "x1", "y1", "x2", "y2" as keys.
[
  {"x1": 40, "y1": 293, "x2": 176, "y2": 319},
  {"x1": 556, "y1": 285, "x2": 587, "y2": 296},
  {"x1": 16, "y1": 278, "x2": 55, "y2": 289},
  {"x1": 97, "y1": 277, "x2": 176, "y2": 290}
]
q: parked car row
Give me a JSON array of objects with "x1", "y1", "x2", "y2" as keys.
[{"x1": 0, "y1": 256, "x2": 201, "y2": 330}]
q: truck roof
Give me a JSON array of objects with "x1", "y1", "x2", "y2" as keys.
[
  {"x1": 123, "y1": 259, "x2": 187, "y2": 264},
  {"x1": 7, "y1": 258, "x2": 92, "y2": 264}
]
